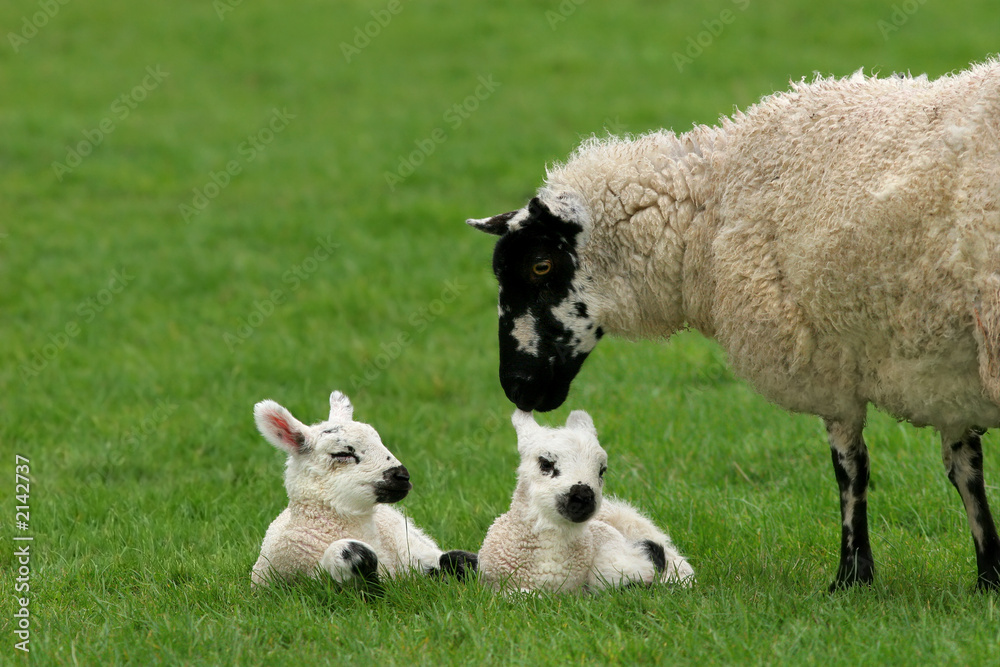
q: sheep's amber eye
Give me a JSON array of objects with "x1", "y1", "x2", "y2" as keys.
[{"x1": 532, "y1": 259, "x2": 552, "y2": 276}]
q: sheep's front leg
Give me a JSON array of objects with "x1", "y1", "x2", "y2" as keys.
[
  {"x1": 942, "y1": 429, "x2": 1000, "y2": 591},
  {"x1": 318, "y1": 539, "x2": 380, "y2": 586},
  {"x1": 826, "y1": 419, "x2": 875, "y2": 590}
]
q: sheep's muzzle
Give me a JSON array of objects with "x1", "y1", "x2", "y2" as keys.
[
  {"x1": 374, "y1": 465, "x2": 411, "y2": 503},
  {"x1": 557, "y1": 483, "x2": 597, "y2": 523}
]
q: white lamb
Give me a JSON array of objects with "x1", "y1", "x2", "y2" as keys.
[
  {"x1": 478, "y1": 409, "x2": 693, "y2": 593},
  {"x1": 251, "y1": 390, "x2": 477, "y2": 587}
]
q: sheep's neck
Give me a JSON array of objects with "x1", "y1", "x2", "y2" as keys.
[
  {"x1": 288, "y1": 500, "x2": 375, "y2": 534},
  {"x1": 570, "y1": 129, "x2": 721, "y2": 340}
]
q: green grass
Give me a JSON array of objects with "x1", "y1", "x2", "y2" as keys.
[{"x1": 2, "y1": 0, "x2": 999, "y2": 664}]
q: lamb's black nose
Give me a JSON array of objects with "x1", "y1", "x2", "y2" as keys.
[
  {"x1": 375, "y1": 465, "x2": 412, "y2": 503},
  {"x1": 559, "y1": 483, "x2": 596, "y2": 523},
  {"x1": 385, "y1": 465, "x2": 410, "y2": 485}
]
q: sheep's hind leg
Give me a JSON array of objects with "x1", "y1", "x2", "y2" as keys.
[
  {"x1": 826, "y1": 419, "x2": 875, "y2": 591},
  {"x1": 942, "y1": 429, "x2": 1000, "y2": 591}
]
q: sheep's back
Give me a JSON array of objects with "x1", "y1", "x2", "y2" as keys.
[{"x1": 708, "y1": 60, "x2": 1000, "y2": 426}]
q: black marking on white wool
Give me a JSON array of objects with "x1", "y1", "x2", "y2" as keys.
[{"x1": 490, "y1": 197, "x2": 601, "y2": 411}]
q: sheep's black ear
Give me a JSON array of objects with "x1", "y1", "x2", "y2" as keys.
[
  {"x1": 526, "y1": 197, "x2": 551, "y2": 219},
  {"x1": 466, "y1": 210, "x2": 518, "y2": 236}
]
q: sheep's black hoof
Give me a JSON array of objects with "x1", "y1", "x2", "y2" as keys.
[
  {"x1": 437, "y1": 550, "x2": 479, "y2": 580},
  {"x1": 974, "y1": 566, "x2": 1000, "y2": 593},
  {"x1": 828, "y1": 558, "x2": 875, "y2": 593},
  {"x1": 640, "y1": 540, "x2": 667, "y2": 573}
]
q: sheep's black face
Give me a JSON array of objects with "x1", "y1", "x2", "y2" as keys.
[{"x1": 472, "y1": 198, "x2": 603, "y2": 412}]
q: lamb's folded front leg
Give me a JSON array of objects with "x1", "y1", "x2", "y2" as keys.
[
  {"x1": 319, "y1": 539, "x2": 380, "y2": 585},
  {"x1": 826, "y1": 417, "x2": 875, "y2": 591},
  {"x1": 437, "y1": 550, "x2": 479, "y2": 580}
]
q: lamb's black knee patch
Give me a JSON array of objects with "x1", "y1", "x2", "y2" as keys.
[
  {"x1": 342, "y1": 542, "x2": 379, "y2": 581},
  {"x1": 436, "y1": 550, "x2": 479, "y2": 580},
  {"x1": 641, "y1": 540, "x2": 666, "y2": 573}
]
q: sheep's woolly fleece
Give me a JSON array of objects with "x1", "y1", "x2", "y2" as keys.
[{"x1": 537, "y1": 59, "x2": 1000, "y2": 436}]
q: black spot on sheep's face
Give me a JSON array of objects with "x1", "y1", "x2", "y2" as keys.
[{"x1": 474, "y1": 197, "x2": 603, "y2": 412}]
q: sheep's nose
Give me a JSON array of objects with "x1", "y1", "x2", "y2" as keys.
[
  {"x1": 374, "y1": 465, "x2": 412, "y2": 504},
  {"x1": 384, "y1": 465, "x2": 410, "y2": 485},
  {"x1": 559, "y1": 483, "x2": 596, "y2": 523}
]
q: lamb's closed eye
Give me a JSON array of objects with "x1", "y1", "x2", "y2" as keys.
[{"x1": 331, "y1": 451, "x2": 360, "y2": 464}]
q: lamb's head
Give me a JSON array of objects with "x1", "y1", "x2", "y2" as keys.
[
  {"x1": 254, "y1": 390, "x2": 411, "y2": 515},
  {"x1": 467, "y1": 190, "x2": 604, "y2": 413},
  {"x1": 511, "y1": 409, "x2": 608, "y2": 530}
]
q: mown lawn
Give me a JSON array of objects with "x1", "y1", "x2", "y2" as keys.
[{"x1": 1, "y1": 0, "x2": 998, "y2": 664}]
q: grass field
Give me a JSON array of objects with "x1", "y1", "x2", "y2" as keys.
[{"x1": 2, "y1": 0, "x2": 999, "y2": 664}]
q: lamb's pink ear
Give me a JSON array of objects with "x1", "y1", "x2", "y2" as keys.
[
  {"x1": 328, "y1": 390, "x2": 354, "y2": 422},
  {"x1": 566, "y1": 410, "x2": 597, "y2": 436},
  {"x1": 466, "y1": 210, "x2": 518, "y2": 236},
  {"x1": 254, "y1": 400, "x2": 308, "y2": 454}
]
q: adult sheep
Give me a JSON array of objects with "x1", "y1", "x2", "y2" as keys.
[{"x1": 467, "y1": 59, "x2": 1000, "y2": 591}]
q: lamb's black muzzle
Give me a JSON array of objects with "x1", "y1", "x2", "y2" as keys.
[
  {"x1": 558, "y1": 484, "x2": 597, "y2": 523},
  {"x1": 374, "y1": 465, "x2": 411, "y2": 503}
]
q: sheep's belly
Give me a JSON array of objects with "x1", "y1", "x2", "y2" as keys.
[
  {"x1": 864, "y1": 347, "x2": 1000, "y2": 431},
  {"x1": 529, "y1": 557, "x2": 591, "y2": 592}
]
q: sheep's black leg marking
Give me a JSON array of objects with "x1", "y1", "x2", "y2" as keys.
[
  {"x1": 944, "y1": 430, "x2": 1000, "y2": 591},
  {"x1": 434, "y1": 550, "x2": 479, "y2": 580},
  {"x1": 640, "y1": 540, "x2": 666, "y2": 573},
  {"x1": 826, "y1": 419, "x2": 875, "y2": 591},
  {"x1": 342, "y1": 542, "x2": 380, "y2": 586}
]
